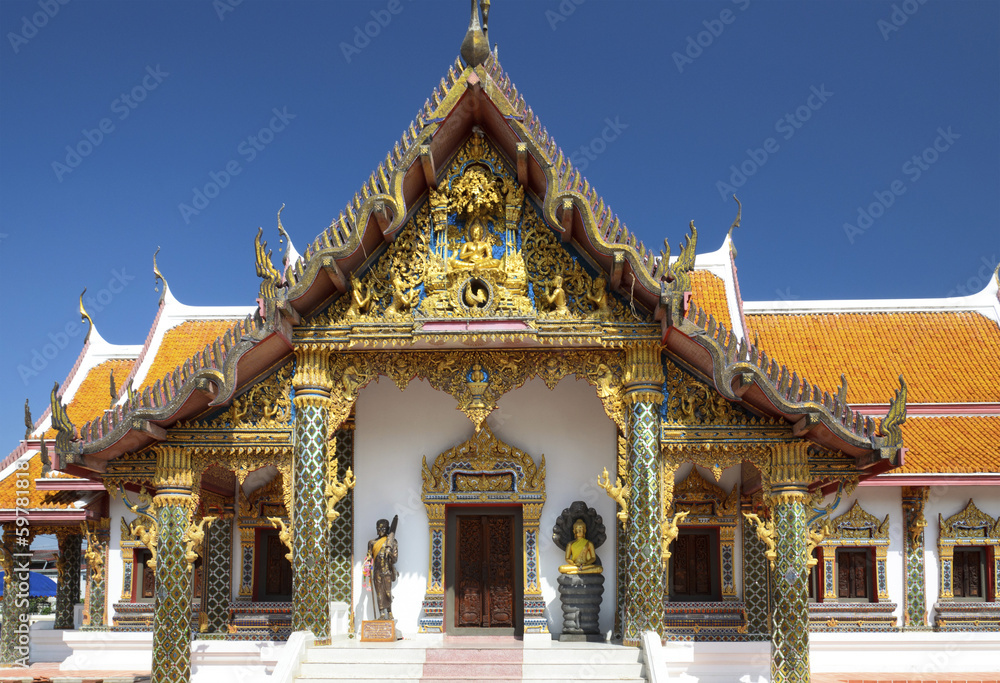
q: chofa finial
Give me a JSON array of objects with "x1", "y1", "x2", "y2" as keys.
[
  {"x1": 79, "y1": 288, "x2": 94, "y2": 342},
  {"x1": 460, "y1": 0, "x2": 491, "y2": 67},
  {"x1": 727, "y1": 195, "x2": 742, "y2": 240},
  {"x1": 153, "y1": 246, "x2": 169, "y2": 297}
]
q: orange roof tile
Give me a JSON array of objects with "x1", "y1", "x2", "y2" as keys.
[
  {"x1": 745, "y1": 311, "x2": 1000, "y2": 404},
  {"x1": 897, "y1": 416, "x2": 1000, "y2": 474},
  {"x1": 44, "y1": 358, "x2": 135, "y2": 439},
  {"x1": 138, "y1": 320, "x2": 237, "y2": 394},
  {"x1": 690, "y1": 270, "x2": 731, "y2": 328},
  {"x1": 0, "y1": 453, "x2": 74, "y2": 509}
]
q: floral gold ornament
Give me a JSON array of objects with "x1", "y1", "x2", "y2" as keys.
[
  {"x1": 325, "y1": 457, "x2": 356, "y2": 523},
  {"x1": 597, "y1": 467, "x2": 629, "y2": 525},
  {"x1": 122, "y1": 487, "x2": 159, "y2": 570},
  {"x1": 743, "y1": 512, "x2": 777, "y2": 570},
  {"x1": 805, "y1": 521, "x2": 829, "y2": 569}
]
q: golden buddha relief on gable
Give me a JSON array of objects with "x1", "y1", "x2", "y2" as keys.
[{"x1": 310, "y1": 130, "x2": 630, "y2": 327}]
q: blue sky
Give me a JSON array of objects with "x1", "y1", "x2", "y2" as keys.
[{"x1": 1, "y1": 0, "x2": 997, "y2": 447}]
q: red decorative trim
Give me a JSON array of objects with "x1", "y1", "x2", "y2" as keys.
[
  {"x1": 860, "y1": 474, "x2": 1000, "y2": 486},
  {"x1": 850, "y1": 403, "x2": 1000, "y2": 416}
]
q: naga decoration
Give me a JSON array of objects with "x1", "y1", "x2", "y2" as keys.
[
  {"x1": 660, "y1": 510, "x2": 690, "y2": 561},
  {"x1": 805, "y1": 520, "x2": 831, "y2": 569},
  {"x1": 670, "y1": 221, "x2": 698, "y2": 294},
  {"x1": 181, "y1": 516, "x2": 217, "y2": 570},
  {"x1": 325, "y1": 457, "x2": 356, "y2": 523},
  {"x1": 875, "y1": 375, "x2": 908, "y2": 451},
  {"x1": 122, "y1": 487, "x2": 159, "y2": 570},
  {"x1": 39, "y1": 438, "x2": 51, "y2": 477},
  {"x1": 50, "y1": 381, "x2": 75, "y2": 455},
  {"x1": 597, "y1": 467, "x2": 629, "y2": 525},
  {"x1": 743, "y1": 512, "x2": 777, "y2": 570},
  {"x1": 109, "y1": 369, "x2": 117, "y2": 410},
  {"x1": 254, "y1": 226, "x2": 283, "y2": 302},
  {"x1": 267, "y1": 517, "x2": 293, "y2": 562}
]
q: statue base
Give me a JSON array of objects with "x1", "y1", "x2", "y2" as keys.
[
  {"x1": 557, "y1": 572, "x2": 604, "y2": 641},
  {"x1": 360, "y1": 619, "x2": 398, "y2": 642}
]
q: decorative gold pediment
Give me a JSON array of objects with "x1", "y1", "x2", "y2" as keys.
[
  {"x1": 673, "y1": 466, "x2": 738, "y2": 522},
  {"x1": 306, "y1": 131, "x2": 634, "y2": 331},
  {"x1": 421, "y1": 423, "x2": 544, "y2": 499},
  {"x1": 939, "y1": 499, "x2": 1000, "y2": 541},
  {"x1": 826, "y1": 500, "x2": 890, "y2": 542},
  {"x1": 663, "y1": 361, "x2": 777, "y2": 428}
]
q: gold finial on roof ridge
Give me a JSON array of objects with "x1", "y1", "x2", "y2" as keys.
[
  {"x1": 727, "y1": 195, "x2": 742, "y2": 240},
  {"x1": 153, "y1": 246, "x2": 169, "y2": 298},
  {"x1": 461, "y1": 0, "x2": 490, "y2": 67},
  {"x1": 79, "y1": 287, "x2": 94, "y2": 342}
]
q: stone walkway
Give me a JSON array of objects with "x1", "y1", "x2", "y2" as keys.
[{"x1": 0, "y1": 663, "x2": 148, "y2": 682}]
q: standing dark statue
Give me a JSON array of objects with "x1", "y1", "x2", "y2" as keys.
[{"x1": 367, "y1": 515, "x2": 399, "y2": 620}]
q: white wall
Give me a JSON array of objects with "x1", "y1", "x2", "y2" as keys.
[
  {"x1": 108, "y1": 495, "x2": 127, "y2": 625},
  {"x1": 353, "y1": 375, "x2": 618, "y2": 637}
]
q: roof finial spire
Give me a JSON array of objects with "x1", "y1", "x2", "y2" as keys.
[
  {"x1": 461, "y1": 0, "x2": 490, "y2": 67},
  {"x1": 79, "y1": 287, "x2": 94, "y2": 343},
  {"x1": 153, "y1": 246, "x2": 170, "y2": 302}
]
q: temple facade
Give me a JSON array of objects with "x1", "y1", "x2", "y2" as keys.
[{"x1": 2, "y1": 7, "x2": 999, "y2": 682}]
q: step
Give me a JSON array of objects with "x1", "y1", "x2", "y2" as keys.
[
  {"x1": 298, "y1": 661, "x2": 424, "y2": 678},
  {"x1": 305, "y1": 647, "x2": 426, "y2": 663}
]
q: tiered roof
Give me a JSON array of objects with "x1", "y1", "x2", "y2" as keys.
[
  {"x1": 743, "y1": 271, "x2": 1000, "y2": 477},
  {"x1": 35, "y1": 52, "x2": 904, "y2": 482}
]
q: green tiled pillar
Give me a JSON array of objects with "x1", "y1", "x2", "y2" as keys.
[{"x1": 622, "y1": 343, "x2": 665, "y2": 646}]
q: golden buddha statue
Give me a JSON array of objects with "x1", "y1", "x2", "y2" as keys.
[
  {"x1": 558, "y1": 519, "x2": 603, "y2": 574},
  {"x1": 449, "y1": 220, "x2": 501, "y2": 271}
]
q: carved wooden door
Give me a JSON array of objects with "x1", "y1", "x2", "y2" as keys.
[{"x1": 455, "y1": 514, "x2": 514, "y2": 628}]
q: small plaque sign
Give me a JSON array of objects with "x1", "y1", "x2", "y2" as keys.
[{"x1": 360, "y1": 619, "x2": 396, "y2": 642}]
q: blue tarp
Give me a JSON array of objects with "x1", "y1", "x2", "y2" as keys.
[{"x1": 0, "y1": 570, "x2": 58, "y2": 597}]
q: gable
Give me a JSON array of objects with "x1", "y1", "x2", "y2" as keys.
[{"x1": 304, "y1": 130, "x2": 641, "y2": 335}]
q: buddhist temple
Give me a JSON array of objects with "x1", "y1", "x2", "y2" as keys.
[{"x1": 2, "y1": 3, "x2": 998, "y2": 682}]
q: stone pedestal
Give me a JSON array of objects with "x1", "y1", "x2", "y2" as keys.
[{"x1": 557, "y1": 572, "x2": 605, "y2": 642}]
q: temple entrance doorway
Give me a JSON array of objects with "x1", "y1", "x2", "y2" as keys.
[
  {"x1": 257, "y1": 528, "x2": 293, "y2": 601},
  {"x1": 445, "y1": 506, "x2": 523, "y2": 635}
]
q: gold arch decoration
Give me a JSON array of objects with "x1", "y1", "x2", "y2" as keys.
[
  {"x1": 666, "y1": 466, "x2": 740, "y2": 601},
  {"x1": 816, "y1": 500, "x2": 891, "y2": 603},
  {"x1": 419, "y1": 424, "x2": 547, "y2": 634},
  {"x1": 937, "y1": 499, "x2": 1000, "y2": 601},
  {"x1": 322, "y1": 348, "x2": 628, "y2": 431}
]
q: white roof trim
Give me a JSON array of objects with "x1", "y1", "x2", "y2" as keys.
[
  {"x1": 126, "y1": 283, "x2": 253, "y2": 393},
  {"x1": 743, "y1": 271, "x2": 1000, "y2": 323},
  {"x1": 687, "y1": 234, "x2": 746, "y2": 341}
]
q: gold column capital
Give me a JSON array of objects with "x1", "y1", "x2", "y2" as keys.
[
  {"x1": 293, "y1": 345, "x2": 332, "y2": 407},
  {"x1": 623, "y1": 343, "x2": 665, "y2": 406},
  {"x1": 768, "y1": 441, "x2": 811, "y2": 505},
  {"x1": 153, "y1": 445, "x2": 194, "y2": 509}
]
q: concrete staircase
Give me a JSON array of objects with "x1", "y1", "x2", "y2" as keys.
[{"x1": 294, "y1": 636, "x2": 647, "y2": 683}]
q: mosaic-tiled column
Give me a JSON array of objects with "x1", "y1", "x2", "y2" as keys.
[
  {"x1": 83, "y1": 519, "x2": 110, "y2": 627},
  {"x1": 767, "y1": 442, "x2": 811, "y2": 683},
  {"x1": 328, "y1": 424, "x2": 354, "y2": 607},
  {"x1": 54, "y1": 529, "x2": 83, "y2": 629},
  {"x1": 203, "y1": 516, "x2": 232, "y2": 633},
  {"x1": 0, "y1": 523, "x2": 32, "y2": 666},
  {"x1": 902, "y1": 486, "x2": 929, "y2": 630},
  {"x1": 151, "y1": 446, "x2": 196, "y2": 683},
  {"x1": 292, "y1": 345, "x2": 331, "y2": 641},
  {"x1": 741, "y1": 496, "x2": 771, "y2": 640},
  {"x1": 622, "y1": 343, "x2": 665, "y2": 646},
  {"x1": 614, "y1": 433, "x2": 627, "y2": 641}
]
